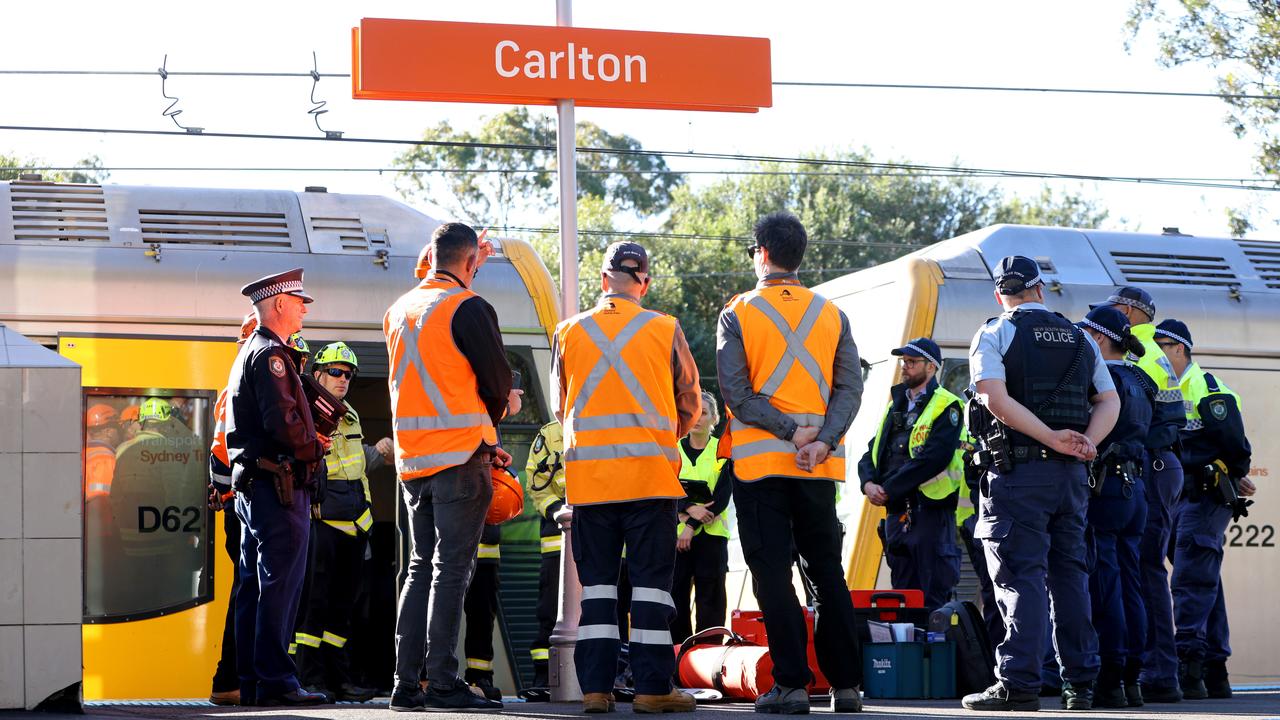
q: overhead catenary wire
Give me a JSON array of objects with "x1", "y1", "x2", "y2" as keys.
[
  {"x1": 2, "y1": 68, "x2": 1277, "y2": 101},
  {"x1": 491, "y1": 225, "x2": 927, "y2": 250},
  {"x1": 11, "y1": 165, "x2": 1276, "y2": 184},
  {"x1": 2, "y1": 124, "x2": 1277, "y2": 192}
]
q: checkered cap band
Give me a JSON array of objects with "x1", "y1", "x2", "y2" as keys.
[
  {"x1": 1080, "y1": 318, "x2": 1122, "y2": 343},
  {"x1": 1106, "y1": 294, "x2": 1154, "y2": 318},
  {"x1": 904, "y1": 343, "x2": 941, "y2": 368},
  {"x1": 1155, "y1": 327, "x2": 1193, "y2": 349},
  {"x1": 249, "y1": 279, "x2": 303, "y2": 303}
]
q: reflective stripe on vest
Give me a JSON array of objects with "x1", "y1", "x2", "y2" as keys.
[
  {"x1": 560, "y1": 298, "x2": 684, "y2": 505},
  {"x1": 322, "y1": 631, "x2": 347, "y2": 648},
  {"x1": 870, "y1": 387, "x2": 964, "y2": 500},
  {"x1": 677, "y1": 435, "x2": 730, "y2": 539},
  {"x1": 324, "y1": 508, "x2": 373, "y2": 537},
  {"x1": 387, "y1": 279, "x2": 497, "y2": 480},
  {"x1": 1132, "y1": 324, "x2": 1184, "y2": 406},
  {"x1": 210, "y1": 389, "x2": 230, "y2": 466},
  {"x1": 727, "y1": 285, "x2": 846, "y2": 482}
]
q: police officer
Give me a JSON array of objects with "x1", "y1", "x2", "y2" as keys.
[
  {"x1": 225, "y1": 268, "x2": 329, "y2": 707},
  {"x1": 960, "y1": 256, "x2": 1119, "y2": 712},
  {"x1": 1076, "y1": 307, "x2": 1154, "y2": 708},
  {"x1": 293, "y1": 342, "x2": 390, "y2": 702},
  {"x1": 858, "y1": 337, "x2": 964, "y2": 610},
  {"x1": 523, "y1": 420, "x2": 566, "y2": 698},
  {"x1": 1089, "y1": 286, "x2": 1186, "y2": 703},
  {"x1": 671, "y1": 391, "x2": 733, "y2": 643},
  {"x1": 1157, "y1": 319, "x2": 1256, "y2": 700},
  {"x1": 717, "y1": 213, "x2": 864, "y2": 714},
  {"x1": 553, "y1": 241, "x2": 701, "y2": 714}
]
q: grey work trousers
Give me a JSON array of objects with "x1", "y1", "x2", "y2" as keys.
[{"x1": 392, "y1": 451, "x2": 493, "y2": 690}]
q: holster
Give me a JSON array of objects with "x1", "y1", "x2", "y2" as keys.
[{"x1": 256, "y1": 456, "x2": 296, "y2": 508}]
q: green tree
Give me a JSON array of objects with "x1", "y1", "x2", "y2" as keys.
[
  {"x1": 1, "y1": 153, "x2": 109, "y2": 183},
  {"x1": 990, "y1": 186, "x2": 1110, "y2": 228},
  {"x1": 394, "y1": 107, "x2": 680, "y2": 227},
  {"x1": 1127, "y1": 1, "x2": 1280, "y2": 176}
]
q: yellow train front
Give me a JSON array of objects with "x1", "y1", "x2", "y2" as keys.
[{"x1": 0, "y1": 178, "x2": 559, "y2": 699}]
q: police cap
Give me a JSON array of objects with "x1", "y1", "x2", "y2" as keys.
[
  {"x1": 993, "y1": 255, "x2": 1043, "y2": 295},
  {"x1": 1155, "y1": 319, "x2": 1193, "y2": 350},
  {"x1": 240, "y1": 268, "x2": 314, "y2": 304},
  {"x1": 891, "y1": 337, "x2": 943, "y2": 369},
  {"x1": 1076, "y1": 306, "x2": 1130, "y2": 344},
  {"x1": 1089, "y1": 286, "x2": 1155, "y2": 320}
]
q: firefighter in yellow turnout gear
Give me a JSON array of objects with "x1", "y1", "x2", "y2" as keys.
[
  {"x1": 521, "y1": 421, "x2": 566, "y2": 698},
  {"x1": 293, "y1": 343, "x2": 393, "y2": 701}
]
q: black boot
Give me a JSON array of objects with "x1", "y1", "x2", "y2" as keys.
[
  {"x1": 1123, "y1": 657, "x2": 1143, "y2": 707},
  {"x1": 1093, "y1": 661, "x2": 1127, "y2": 709},
  {"x1": 1061, "y1": 682, "x2": 1094, "y2": 711},
  {"x1": 1178, "y1": 657, "x2": 1208, "y2": 700},
  {"x1": 1203, "y1": 660, "x2": 1231, "y2": 699},
  {"x1": 961, "y1": 682, "x2": 1039, "y2": 711},
  {"x1": 464, "y1": 671, "x2": 503, "y2": 701}
]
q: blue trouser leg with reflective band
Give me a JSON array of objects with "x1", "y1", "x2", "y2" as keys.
[
  {"x1": 573, "y1": 499, "x2": 678, "y2": 696},
  {"x1": 1171, "y1": 495, "x2": 1232, "y2": 662},
  {"x1": 234, "y1": 480, "x2": 311, "y2": 701},
  {"x1": 1087, "y1": 476, "x2": 1148, "y2": 663},
  {"x1": 976, "y1": 459, "x2": 1099, "y2": 693},
  {"x1": 1139, "y1": 449, "x2": 1181, "y2": 686},
  {"x1": 885, "y1": 502, "x2": 961, "y2": 610}
]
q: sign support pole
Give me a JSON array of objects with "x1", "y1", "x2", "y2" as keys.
[{"x1": 550, "y1": 0, "x2": 584, "y2": 705}]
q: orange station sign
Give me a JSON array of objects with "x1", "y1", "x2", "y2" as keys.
[{"x1": 351, "y1": 18, "x2": 772, "y2": 112}]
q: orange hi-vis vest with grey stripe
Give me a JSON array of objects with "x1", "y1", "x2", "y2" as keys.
[
  {"x1": 85, "y1": 442, "x2": 115, "y2": 499},
  {"x1": 558, "y1": 295, "x2": 684, "y2": 505},
  {"x1": 726, "y1": 281, "x2": 847, "y2": 482},
  {"x1": 211, "y1": 388, "x2": 230, "y2": 467},
  {"x1": 385, "y1": 275, "x2": 498, "y2": 481}
]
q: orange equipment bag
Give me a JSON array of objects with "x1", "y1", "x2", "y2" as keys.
[
  {"x1": 487, "y1": 465, "x2": 524, "y2": 525},
  {"x1": 674, "y1": 627, "x2": 774, "y2": 700},
  {"x1": 731, "y1": 608, "x2": 829, "y2": 694}
]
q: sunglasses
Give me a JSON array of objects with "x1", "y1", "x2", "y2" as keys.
[
  {"x1": 745, "y1": 245, "x2": 762, "y2": 259},
  {"x1": 324, "y1": 368, "x2": 355, "y2": 379}
]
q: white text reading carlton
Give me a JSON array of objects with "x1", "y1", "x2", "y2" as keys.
[{"x1": 495, "y1": 40, "x2": 648, "y2": 83}]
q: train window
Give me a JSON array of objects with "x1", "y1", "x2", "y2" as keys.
[
  {"x1": 940, "y1": 358, "x2": 972, "y2": 400},
  {"x1": 83, "y1": 390, "x2": 215, "y2": 622}
]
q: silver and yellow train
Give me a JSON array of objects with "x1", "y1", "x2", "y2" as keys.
[
  {"x1": 819, "y1": 224, "x2": 1280, "y2": 686},
  {"x1": 0, "y1": 177, "x2": 559, "y2": 699}
]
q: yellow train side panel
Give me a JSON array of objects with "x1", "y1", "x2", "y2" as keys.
[
  {"x1": 62, "y1": 336, "x2": 237, "y2": 700},
  {"x1": 845, "y1": 258, "x2": 943, "y2": 590}
]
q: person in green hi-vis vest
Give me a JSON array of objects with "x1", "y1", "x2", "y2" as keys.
[
  {"x1": 857, "y1": 337, "x2": 965, "y2": 610},
  {"x1": 672, "y1": 391, "x2": 734, "y2": 643}
]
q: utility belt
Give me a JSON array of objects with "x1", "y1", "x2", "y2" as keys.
[
  {"x1": 1010, "y1": 445, "x2": 1080, "y2": 465},
  {"x1": 1087, "y1": 451, "x2": 1142, "y2": 499},
  {"x1": 235, "y1": 455, "x2": 317, "y2": 508},
  {"x1": 1191, "y1": 462, "x2": 1252, "y2": 521}
]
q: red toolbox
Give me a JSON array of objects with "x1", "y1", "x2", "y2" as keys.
[
  {"x1": 850, "y1": 590, "x2": 930, "y2": 642},
  {"x1": 730, "y1": 608, "x2": 829, "y2": 693}
]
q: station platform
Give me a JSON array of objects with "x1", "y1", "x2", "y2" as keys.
[{"x1": 4, "y1": 689, "x2": 1278, "y2": 720}]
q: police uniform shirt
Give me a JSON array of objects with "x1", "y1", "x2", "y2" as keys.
[
  {"x1": 968, "y1": 302, "x2": 1115, "y2": 396},
  {"x1": 226, "y1": 326, "x2": 324, "y2": 472}
]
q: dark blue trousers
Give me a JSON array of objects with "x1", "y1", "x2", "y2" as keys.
[
  {"x1": 1171, "y1": 495, "x2": 1233, "y2": 662},
  {"x1": 234, "y1": 480, "x2": 311, "y2": 702},
  {"x1": 572, "y1": 499, "x2": 677, "y2": 696},
  {"x1": 961, "y1": 510, "x2": 1004, "y2": 657},
  {"x1": 1139, "y1": 449, "x2": 1182, "y2": 687},
  {"x1": 975, "y1": 459, "x2": 1099, "y2": 693},
  {"x1": 1088, "y1": 475, "x2": 1148, "y2": 663},
  {"x1": 884, "y1": 502, "x2": 962, "y2": 610}
]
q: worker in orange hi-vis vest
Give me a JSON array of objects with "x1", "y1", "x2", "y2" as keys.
[
  {"x1": 385, "y1": 222, "x2": 513, "y2": 713},
  {"x1": 552, "y1": 241, "x2": 702, "y2": 715},
  {"x1": 84, "y1": 404, "x2": 120, "y2": 499},
  {"x1": 717, "y1": 212, "x2": 865, "y2": 714}
]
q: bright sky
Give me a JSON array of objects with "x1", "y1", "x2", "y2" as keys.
[{"x1": 3, "y1": 0, "x2": 1275, "y2": 238}]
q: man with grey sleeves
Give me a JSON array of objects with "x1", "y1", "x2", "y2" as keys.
[{"x1": 718, "y1": 212, "x2": 865, "y2": 714}]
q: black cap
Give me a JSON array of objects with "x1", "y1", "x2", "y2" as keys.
[
  {"x1": 1076, "y1": 306, "x2": 1130, "y2": 344},
  {"x1": 1155, "y1": 319, "x2": 1193, "y2": 349},
  {"x1": 993, "y1": 255, "x2": 1043, "y2": 295},
  {"x1": 891, "y1": 337, "x2": 943, "y2": 368},
  {"x1": 240, "y1": 268, "x2": 314, "y2": 304},
  {"x1": 602, "y1": 241, "x2": 649, "y2": 281},
  {"x1": 1089, "y1": 286, "x2": 1156, "y2": 320}
]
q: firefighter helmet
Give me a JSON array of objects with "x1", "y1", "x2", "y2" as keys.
[{"x1": 314, "y1": 342, "x2": 358, "y2": 368}]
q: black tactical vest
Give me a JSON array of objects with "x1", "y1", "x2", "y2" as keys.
[
  {"x1": 1001, "y1": 308, "x2": 1093, "y2": 447},
  {"x1": 881, "y1": 409, "x2": 915, "y2": 475},
  {"x1": 1100, "y1": 363, "x2": 1154, "y2": 462}
]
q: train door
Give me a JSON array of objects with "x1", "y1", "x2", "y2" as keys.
[{"x1": 62, "y1": 335, "x2": 237, "y2": 700}]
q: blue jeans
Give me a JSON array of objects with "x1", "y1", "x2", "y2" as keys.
[{"x1": 392, "y1": 452, "x2": 493, "y2": 689}]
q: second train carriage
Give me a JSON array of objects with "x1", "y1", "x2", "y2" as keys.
[
  {"x1": 817, "y1": 224, "x2": 1280, "y2": 685},
  {"x1": 0, "y1": 178, "x2": 560, "y2": 699}
]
